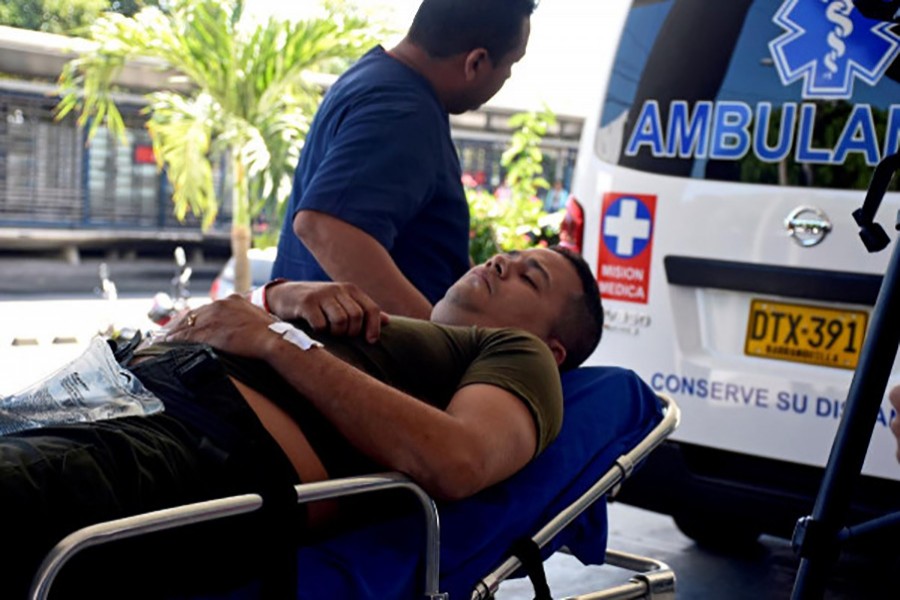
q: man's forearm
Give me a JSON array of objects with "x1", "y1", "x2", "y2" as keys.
[
  {"x1": 294, "y1": 211, "x2": 432, "y2": 319},
  {"x1": 165, "y1": 297, "x2": 536, "y2": 500},
  {"x1": 259, "y1": 332, "x2": 482, "y2": 498}
]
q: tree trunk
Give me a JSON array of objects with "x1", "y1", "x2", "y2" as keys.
[
  {"x1": 231, "y1": 223, "x2": 252, "y2": 294},
  {"x1": 231, "y1": 156, "x2": 253, "y2": 294}
]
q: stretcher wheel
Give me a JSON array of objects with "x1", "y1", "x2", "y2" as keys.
[{"x1": 674, "y1": 511, "x2": 760, "y2": 550}]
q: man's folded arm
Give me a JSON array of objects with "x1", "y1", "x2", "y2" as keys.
[
  {"x1": 263, "y1": 344, "x2": 537, "y2": 500},
  {"x1": 167, "y1": 296, "x2": 537, "y2": 500}
]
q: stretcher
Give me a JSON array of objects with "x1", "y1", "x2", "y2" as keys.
[{"x1": 29, "y1": 366, "x2": 680, "y2": 600}]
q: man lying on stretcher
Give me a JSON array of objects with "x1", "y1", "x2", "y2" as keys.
[{"x1": 3, "y1": 246, "x2": 602, "y2": 597}]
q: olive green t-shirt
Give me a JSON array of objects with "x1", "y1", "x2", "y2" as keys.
[{"x1": 172, "y1": 317, "x2": 563, "y2": 478}]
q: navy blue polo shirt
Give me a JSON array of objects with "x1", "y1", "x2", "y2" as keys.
[{"x1": 271, "y1": 46, "x2": 470, "y2": 305}]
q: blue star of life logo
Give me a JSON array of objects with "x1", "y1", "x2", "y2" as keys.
[
  {"x1": 769, "y1": 0, "x2": 900, "y2": 99},
  {"x1": 603, "y1": 197, "x2": 652, "y2": 259}
]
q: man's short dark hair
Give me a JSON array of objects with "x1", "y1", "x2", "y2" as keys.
[
  {"x1": 549, "y1": 245, "x2": 604, "y2": 371},
  {"x1": 408, "y1": 0, "x2": 538, "y2": 62}
]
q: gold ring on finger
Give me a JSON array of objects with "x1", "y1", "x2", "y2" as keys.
[{"x1": 187, "y1": 312, "x2": 197, "y2": 327}]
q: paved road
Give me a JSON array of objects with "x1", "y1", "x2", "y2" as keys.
[
  {"x1": 0, "y1": 255, "x2": 226, "y2": 297},
  {"x1": 0, "y1": 254, "x2": 224, "y2": 394}
]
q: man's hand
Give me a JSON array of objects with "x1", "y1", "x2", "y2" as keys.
[
  {"x1": 266, "y1": 281, "x2": 389, "y2": 343},
  {"x1": 165, "y1": 296, "x2": 278, "y2": 360},
  {"x1": 294, "y1": 211, "x2": 433, "y2": 320}
]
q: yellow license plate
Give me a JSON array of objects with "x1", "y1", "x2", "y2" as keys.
[{"x1": 744, "y1": 299, "x2": 868, "y2": 370}]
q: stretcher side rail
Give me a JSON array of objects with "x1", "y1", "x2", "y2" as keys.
[
  {"x1": 29, "y1": 472, "x2": 447, "y2": 600},
  {"x1": 470, "y1": 393, "x2": 680, "y2": 600}
]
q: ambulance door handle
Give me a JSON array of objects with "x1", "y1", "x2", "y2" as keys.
[{"x1": 785, "y1": 206, "x2": 832, "y2": 247}]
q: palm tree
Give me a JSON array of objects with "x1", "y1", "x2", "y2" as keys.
[{"x1": 56, "y1": 0, "x2": 379, "y2": 292}]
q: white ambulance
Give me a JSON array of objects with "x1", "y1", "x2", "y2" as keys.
[{"x1": 564, "y1": 0, "x2": 900, "y2": 546}]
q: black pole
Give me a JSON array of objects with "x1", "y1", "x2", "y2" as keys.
[{"x1": 791, "y1": 154, "x2": 900, "y2": 599}]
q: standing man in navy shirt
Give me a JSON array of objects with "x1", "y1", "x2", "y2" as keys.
[{"x1": 271, "y1": 0, "x2": 535, "y2": 319}]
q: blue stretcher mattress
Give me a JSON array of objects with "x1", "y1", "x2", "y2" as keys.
[{"x1": 186, "y1": 366, "x2": 663, "y2": 600}]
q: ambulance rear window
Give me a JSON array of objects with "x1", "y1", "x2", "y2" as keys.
[{"x1": 597, "y1": 0, "x2": 900, "y2": 191}]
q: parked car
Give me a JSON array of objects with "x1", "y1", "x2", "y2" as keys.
[
  {"x1": 209, "y1": 247, "x2": 277, "y2": 300},
  {"x1": 562, "y1": 0, "x2": 900, "y2": 547}
]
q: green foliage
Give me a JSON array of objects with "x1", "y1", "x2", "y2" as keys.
[
  {"x1": 0, "y1": 0, "x2": 160, "y2": 35},
  {"x1": 55, "y1": 0, "x2": 381, "y2": 291},
  {"x1": 56, "y1": 0, "x2": 380, "y2": 233},
  {"x1": 108, "y1": 0, "x2": 165, "y2": 17},
  {"x1": 467, "y1": 106, "x2": 559, "y2": 265},
  {"x1": 1, "y1": 0, "x2": 107, "y2": 34},
  {"x1": 252, "y1": 225, "x2": 281, "y2": 251},
  {"x1": 503, "y1": 106, "x2": 555, "y2": 200}
]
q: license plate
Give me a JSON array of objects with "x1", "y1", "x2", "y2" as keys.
[{"x1": 744, "y1": 299, "x2": 868, "y2": 370}]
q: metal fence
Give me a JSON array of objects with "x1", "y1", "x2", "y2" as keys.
[{"x1": 0, "y1": 88, "x2": 230, "y2": 231}]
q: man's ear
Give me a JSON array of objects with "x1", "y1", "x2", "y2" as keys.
[
  {"x1": 463, "y1": 48, "x2": 490, "y2": 82},
  {"x1": 546, "y1": 338, "x2": 567, "y2": 368}
]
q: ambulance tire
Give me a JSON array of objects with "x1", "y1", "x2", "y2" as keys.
[{"x1": 673, "y1": 512, "x2": 761, "y2": 550}]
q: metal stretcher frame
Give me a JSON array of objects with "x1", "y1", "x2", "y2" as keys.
[
  {"x1": 29, "y1": 394, "x2": 679, "y2": 600},
  {"x1": 471, "y1": 393, "x2": 680, "y2": 600}
]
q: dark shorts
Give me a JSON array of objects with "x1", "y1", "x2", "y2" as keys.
[
  {"x1": 129, "y1": 342, "x2": 301, "y2": 504},
  {"x1": 3, "y1": 343, "x2": 303, "y2": 598}
]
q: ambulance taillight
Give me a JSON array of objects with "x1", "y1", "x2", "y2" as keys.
[{"x1": 559, "y1": 196, "x2": 584, "y2": 254}]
